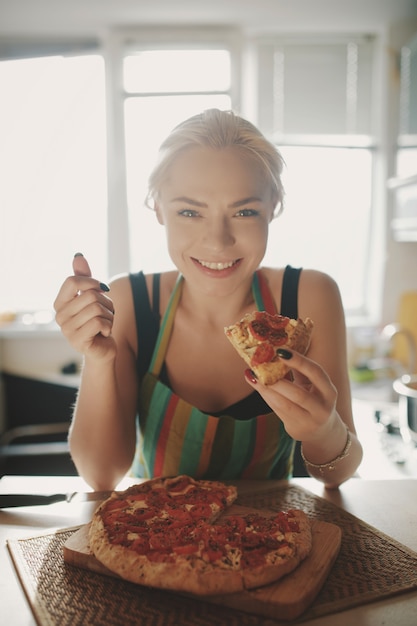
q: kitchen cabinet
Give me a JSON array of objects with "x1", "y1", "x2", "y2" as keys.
[{"x1": 0, "y1": 324, "x2": 80, "y2": 475}]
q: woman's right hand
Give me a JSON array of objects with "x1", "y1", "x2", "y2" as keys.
[{"x1": 54, "y1": 254, "x2": 116, "y2": 361}]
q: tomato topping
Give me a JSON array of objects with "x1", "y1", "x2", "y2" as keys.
[
  {"x1": 104, "y1": 499, "x2": 129, "y2": 512},
  {"x1": 241, "y1": 547, "x2": 270, "y2": 568},
  {"x1": 251, "y1": 343, "x2": 275, "y2": 365},
  {"x1": 222, "y1": 515, "x2": 247, "y2": 534},
  {"x1": 172, "y1": 543, "x2": 199, "y2": 556},
  {"x1": 165, "y1": 507, "x2": 193, "y2": 522},
  {"x1": 131, "y1": 507, "x2": 157, "y2": 521},
  {"x1": 102, "y1": 479, "x2": 303, "y2": 572},
  {"x1": 273, "y1": 511, "x2": 300, "y2": 533},
  {"x1": 131, "y1": 536, "x2": 151, "y2": 554},
  {"x1": 167, "y1": 476, "x2": 194, "y2": 493},
  {"x1": 189, "y1": 503, "x2": 213, "y2": 520},
  {"x1": 148, "y1": 532, "x2": 174, "y2": 551},
  {"x1": 249, "y1": 312, "x2": 289, "y2": 346},
  {"x1": 147, "y1": 550, "x2": 175, "y2": 563},
  {"x1": 204, "y1": 549, "x2": 224, "y2": 562},
  {"x1": 103, "y1": 512, "x2": 134, "y2": 525},
  {"x1": 268, "y1": 314, "x2": 290, "y2": 329}
]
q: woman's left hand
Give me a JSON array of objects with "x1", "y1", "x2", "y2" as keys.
[{"x1": 245, "y1": 349, "x2": 339, "y2": 443}]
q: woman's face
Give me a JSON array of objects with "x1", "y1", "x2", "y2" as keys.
[{"x1": 156, "y1": 146, "x2": 275, "y2": 295}]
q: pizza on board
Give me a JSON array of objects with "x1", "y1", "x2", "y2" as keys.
[
  {"x1": 225, "y1": 311, "x2": 314, "y2": 385},
  {"x1": 89, "y1": 475, "x2": 312, "y2": 596}
]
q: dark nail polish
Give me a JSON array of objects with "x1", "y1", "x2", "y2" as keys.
[
  {"x1": 74, "y1": 252, "x2": 84, "y2": 258},
  {"x1": 245, "y1": 369, "x2": 258, "y2": 384},
  {"x1": 99, "y1": 282, "x2": 110, "y2": 292},
  {"x1": 277, "y1": 348, "x2": 292, "y2": 360}
]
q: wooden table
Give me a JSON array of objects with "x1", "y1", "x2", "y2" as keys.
[{"x1": 1, "y1": 475, "x2": 416, "y2": 626}]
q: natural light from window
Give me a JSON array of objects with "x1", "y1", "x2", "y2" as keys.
[
  {"x1": 0, "y1": 49, "x2": 373, "y2": 319},
  {"x1": 123, "y1": 48, "x2": 232, "y2": 275},
  {"x1": 264, "y1": 145, "x2": 372, "y2": 312},
  {"x1": 0, "y1": 54, "x2": 107, "y2": 313}
]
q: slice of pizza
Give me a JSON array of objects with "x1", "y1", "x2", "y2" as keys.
[{"x1": 225, "y1": 311, "x2": 313, "y2": 385}]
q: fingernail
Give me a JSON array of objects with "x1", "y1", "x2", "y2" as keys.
[
  {"x1": 245, "y1": 369, "x2": 258, "y2": 384},
  {"x1": 99, "y1": 282, "x2": 110, "y2": 292},
  {"x1": 277, "y1": 348, "x2": 292, "y2": 360},
  {"x1": 74, "y1": 252, "x2": 84, "y2": 258}
]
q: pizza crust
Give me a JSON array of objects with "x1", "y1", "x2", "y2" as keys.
[{"x1": 225, "y1": 312, "x2": 314, "y2": 385}]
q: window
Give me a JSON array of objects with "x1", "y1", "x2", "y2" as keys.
[
  {"x1": 0, "y1": 53, "x2": 106, "y2": 313},
  {"x1": 119, "y1": 40, "x2": 235, "y2": 273},
  {"x1": 0, "y1": 30, "x2": 380, "y2": 322},
  {"x1": 254, "y1": 36, "x2": 377, "y2": 317},
  {"x1": 263, "y1": 145, "x2": 372, "y2": 312}
]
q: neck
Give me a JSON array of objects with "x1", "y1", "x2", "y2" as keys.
[{"x1": 179, "y1": 274, "x2": 256, "y2": 327}]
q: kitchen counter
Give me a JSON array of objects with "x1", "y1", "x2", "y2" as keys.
[{"x1": 1, "y1": 475, "x2": 416, "y2": 626}]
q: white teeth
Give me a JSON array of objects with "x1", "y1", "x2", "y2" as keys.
[{"x1": 198, "y1": 260, "x2": 235, "y2": 270}]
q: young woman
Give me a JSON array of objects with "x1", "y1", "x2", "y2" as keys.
[{"x1": 54, "y1": 109, "x2": 362, "y2": 491}]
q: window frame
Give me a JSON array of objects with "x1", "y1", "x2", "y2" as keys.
[
  {"x1": 246, "y1": 33, "x2": 386, "y2": 322},
  {"x1": 103, "y1": 27, "x2": 242, "y2": 277}
]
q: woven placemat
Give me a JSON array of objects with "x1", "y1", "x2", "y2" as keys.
[{"x1": 7, "y1": 483, "x2": 417, "y2": 626}]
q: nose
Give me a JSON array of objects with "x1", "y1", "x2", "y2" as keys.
[{"x1": 202, "y1": 216, "x2": 235, "y2": 251}]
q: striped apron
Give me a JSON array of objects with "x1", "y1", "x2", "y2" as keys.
[{"x1": 131, "y1": 271, "x2": 295, "y2": 479}]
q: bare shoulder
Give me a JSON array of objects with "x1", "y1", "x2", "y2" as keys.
[
  {"x1": 107, "y1": 271, "x2": 180, "y2": 352},
  {"x1": 297, "y1": 269, "x2": 345, "y2": 322},
  {"x1": 108, "y1": 273, "x2": 134, "y2": 310},
  {"x1": 250, "y1": 266, "x2": 343, "y2": 321},
  {"x1": 262, "y1": 265, "x2": 347, "y2": 352},
  {"x1": 298, "y1": 269, "x2": 348, "y2": 372}
]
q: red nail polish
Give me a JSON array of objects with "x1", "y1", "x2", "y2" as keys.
[{"x1": 245, "y1": 369, "x2": 258, "y2": 384}]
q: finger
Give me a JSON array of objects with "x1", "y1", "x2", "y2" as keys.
[
  {"x1": 58, "y1": 295, "x2": 115, "y2": 348},
  {"x1": 73, "y1": 252, "x2": 92, "y2": 277},
  {"x1": 272, "y1": 353, "x2": 337, "y2": 421},
  {"x1": 65, "y1": 305, "x2": 114, "y2": 340},
  {"x1": 61, "y1": 314, "x2": 114, "y2": 353},
  {"x1": 72, "y1": 253, "x2": 110, "y2": 295},
  {"x1": 274, "y1": 349, "x2": 334, "y2": 395},
  {"x1": 245, "y1": 351, "x2": 335, "y2": 416},
  {"x1": 54, "y1": 275, "x2": 108, "y2": 312}
]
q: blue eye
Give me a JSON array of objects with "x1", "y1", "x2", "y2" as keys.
[
  {"x1": 178, "y1": 209, "x2": 199, "y2": 218},
  {"x1": 235, "y1": 208, "x2": 259, "y2": 217}
]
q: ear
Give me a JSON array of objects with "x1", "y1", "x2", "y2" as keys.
[{"x1": 154, "y1": 203, "x2": 165, "y2": 225}]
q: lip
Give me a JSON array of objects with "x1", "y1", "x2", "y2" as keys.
[{"x1": 191, "y1": 258, "x2": 242, "y2": 276}]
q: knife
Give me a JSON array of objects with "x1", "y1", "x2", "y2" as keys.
[{"x1": 0, "y1": 492, "x2": 114, "y2": 508}]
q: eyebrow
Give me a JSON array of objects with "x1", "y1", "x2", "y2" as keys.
[
  {"x1": 170, "y1": 196, "x2": 264, "y2": 208},
  {"x1": 170, "y1": 196, "x2": 206, "y2": 207},
  {"x1": 229, "y1": 196, "x2": 264, "y2": 208}
]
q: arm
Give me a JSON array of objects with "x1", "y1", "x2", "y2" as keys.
[
  {"x1": 246, "y1": 270, "x2": 363, "y2": 488},
  {"x1": 54, "y1": 256, "x2": 138, "y2": 490}
]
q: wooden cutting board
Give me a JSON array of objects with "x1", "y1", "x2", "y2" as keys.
[{"x1": 63, "y1": 505, "x2": 341, "y2": 621}]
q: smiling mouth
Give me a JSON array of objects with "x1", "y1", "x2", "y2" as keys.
[{"x1": 194, "y1": 259, "x2": 240, "y2": 270}]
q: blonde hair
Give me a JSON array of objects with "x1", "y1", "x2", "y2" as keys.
[{"x1": 145, "y1": 109, "x2": 285, "y2": 216}]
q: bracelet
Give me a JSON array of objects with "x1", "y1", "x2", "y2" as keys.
[{"x1": 300, "y1": 426, "x2": 352, "y2": 475}]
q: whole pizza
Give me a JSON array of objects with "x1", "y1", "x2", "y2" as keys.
[{"x1": 89, "y1": 475, "x2": 312, "y2": 595}]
